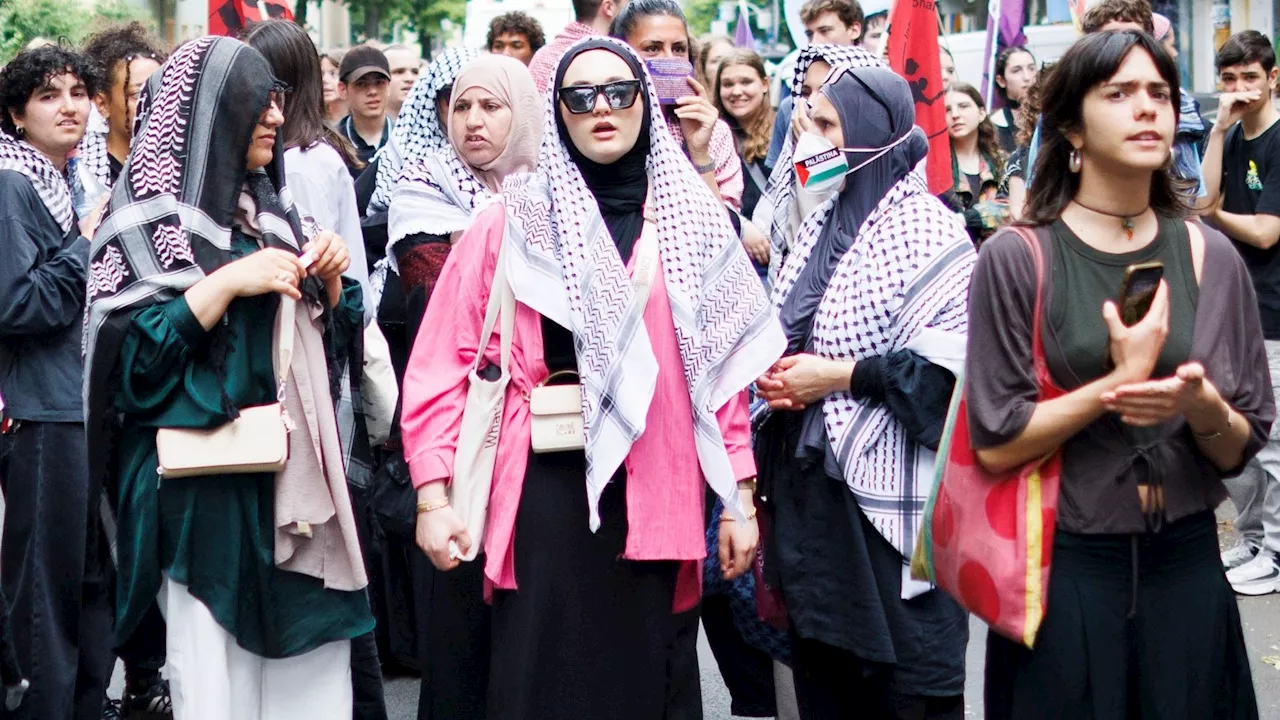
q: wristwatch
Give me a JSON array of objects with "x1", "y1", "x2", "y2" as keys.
[{"x1": 737, "y1": 478, "x2": 758, "y2": 493}]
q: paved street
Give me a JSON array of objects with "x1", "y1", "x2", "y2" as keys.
[
  {"x1": 0, "y1": 486, "x2": 1253, "y2": 718},
  {"x1": 377, "y1": 503, "x2": 1280, "y2": 719}
]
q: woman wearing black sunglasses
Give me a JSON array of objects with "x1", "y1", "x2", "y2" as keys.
[{"x1": 400, "y1": 37, "x2": 784, "y2": 720}]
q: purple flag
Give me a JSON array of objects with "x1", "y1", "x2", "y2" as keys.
[
  {"x1": 734, "y1": 2, "x2": 755, "y2": 49},
  {"x1": 981, "y1": 0, "x2": 1026, "y2": 109}
]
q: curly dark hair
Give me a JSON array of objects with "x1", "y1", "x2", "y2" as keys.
[
  {"x1": 487, "y1": 12, "x2": 546, "y2": 54},
  {"x1": 81, "y1": 22, "x2": 168, "y2": 95},
  {"x1": 0, "y1": 44, "x2": 101, "y2": 136}
]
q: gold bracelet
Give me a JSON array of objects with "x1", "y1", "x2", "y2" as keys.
[
  {"x1": 720, "y1": 507, "x2": 758, "y2": 522},
  {"x1": 416, "y1": 498, "x2": 450, "y2": 514}
]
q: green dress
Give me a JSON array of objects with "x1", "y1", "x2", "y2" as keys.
[{"x1": 112, "y1": 231, "x2": 374, "y2": 659}]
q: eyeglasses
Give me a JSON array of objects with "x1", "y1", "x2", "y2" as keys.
[
  {"x1": 267, "y1": 81, "x2": 293, "y2": 112},
  {"x1": 557, "y1": 80, "x2": 643, "y2": 115}
]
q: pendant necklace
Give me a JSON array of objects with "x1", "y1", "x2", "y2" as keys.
[{"x1": 1072, "y1": 200, "x2": 1146, "y2": 241}]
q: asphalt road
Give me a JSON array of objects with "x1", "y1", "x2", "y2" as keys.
[
  {"x1": 377, "y1": 503, "x2": 1280, "y2": 720},
  {"x1": 24, "y1": 490, "x2": 1259, "y2": 718}
]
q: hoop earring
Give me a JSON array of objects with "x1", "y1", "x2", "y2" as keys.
[{"x1": 1068, "y1": 148, "x2": 1081, "y2": 173}]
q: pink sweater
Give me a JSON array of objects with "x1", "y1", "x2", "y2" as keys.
[{"x1": 401, "y1": 203, "x2": 756, "y2": 606}]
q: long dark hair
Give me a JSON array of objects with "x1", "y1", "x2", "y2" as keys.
[
  {"x1": 610, "y1": 0, "x2": 687, "y2": 46},
  {"x1": 949, "y1": 82, "x2": 1004, "y2": 178},
  {"x1": 241, "y1": 20, "x2": 363, "y2": 170},
  {"x1": 994, "y1": 45, "x2": 1034, "y2": 102},
  {"x1": 1024, "y1": 30, "x2": 1186, "y2": 225}
]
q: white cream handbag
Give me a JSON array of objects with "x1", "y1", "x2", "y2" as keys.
[
  {"x1": 155, "y1": 298, "x2": 297, "y2": 479},
  {"x1": 528, "y1": 218, "x2": 659, "y2": 454},
  {"x1": 449, "y1": 238, "x2": 515, "y2": 562}
]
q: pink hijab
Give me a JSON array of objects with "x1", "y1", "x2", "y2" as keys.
[{"x1": 446, "y1": 54, "x2": 543, "y2": 193}]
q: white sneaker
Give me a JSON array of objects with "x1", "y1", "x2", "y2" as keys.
[
  {"x1": 1226, "y1": 551, "x2": 1280, "y2": 596},
  {"x1": 1222, "y1": 541, "x2": 1259, "y2": 570}
]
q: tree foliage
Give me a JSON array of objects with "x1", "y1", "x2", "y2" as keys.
[
  {"x1": 339, "y1": 0, "x2": 465, "y2": 53},
  {"x1": 0, "y1": 0, "x2": 154, "y2": 64}
]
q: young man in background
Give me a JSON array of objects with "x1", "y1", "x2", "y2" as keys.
[
  {"x1": 1201, "y1": 30, "x2": 1280, "y2": 596},
  {"x1": 487, "y1": 12, "x2": 546, "y2": 66}
]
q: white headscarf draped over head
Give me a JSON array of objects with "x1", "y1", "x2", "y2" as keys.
[
  {"x1": 501, "y1": 37, "x2": 786, "y2": 530},
  {"x1": 366, "y1": 46, "x2": 482, "y2": 216},
  {"x1": 382, "y1": 55, "x2": 543, "y2": 284},
  {"x1": 750, "y1": 44, "x2": 884, "y2": 283}
]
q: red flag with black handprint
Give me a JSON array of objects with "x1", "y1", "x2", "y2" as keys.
[
  {"x1": 209, "y1": 0, "x2": 293, "y2": 36},
  {"x1": 887, "y1": 0, "x2": 951, "y2": 195}
]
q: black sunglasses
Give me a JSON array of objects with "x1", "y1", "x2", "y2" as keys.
[
  {"x1": 557, "y1": 79, "x2": 643, "y2": 114},
  {"x1": 268, "y1": 81, "x2": 294, "y2": 112}
]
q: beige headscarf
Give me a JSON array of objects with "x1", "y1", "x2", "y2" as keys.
[{"x1": 446, "y1": 54, "x2": 543, "y2": 193}]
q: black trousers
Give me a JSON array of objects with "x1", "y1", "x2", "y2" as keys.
[
  {"x1": 0, "y1": 422, "x2": 114, "y2": 720},
  {"x1": 791, "y1": 638, "x2": 963, "y2": 720},
  {"x1": 984, "y1": 512, "x2": 1258, "y2": 720},
  {"x1": 701, "y1": 595, "x2": 777, "y2": 717},
  {"x1": 414, "y1": 551, "x2": 490, "y2": 720},
  {"x1": 115, "y1": 602, "x2": 166, "y2": 686}
]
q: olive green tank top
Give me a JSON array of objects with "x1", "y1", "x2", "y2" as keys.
[{"x1": 1047, "y1": 214, "x2": 1198, "y2": 388}]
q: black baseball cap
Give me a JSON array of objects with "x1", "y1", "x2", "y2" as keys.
[{"x1": 339, "y1": 45, "x2": 391, "y2": 84}]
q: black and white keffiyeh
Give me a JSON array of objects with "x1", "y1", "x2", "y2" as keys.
[
  {"x1": 389, "y1": 153, "x2": 487, "y2": 247},
  {"x1": 772, "y1": 168, "x2": 974, "y2": 563},
  {"x1": 367, "y1": 151, "x2": 490, "y2": 304},
  {"x1": 750, "y1": 45, "x2": 883, "y2": 283},
  {"x1": 502, "y1": 38, "x2": 785, "y2": 529},
  {"x1": 77, "y1": 125, "x2": 112, "y2": 193},
  {"x1": 0, "y1": 129, "x2": 75, "y2": 233},
  {"x1": 84, "y1": 36, "x2": 307, "y2": 398},
  {"x1": 366, "y1": 47, "x2": 482, "y2": 216}
]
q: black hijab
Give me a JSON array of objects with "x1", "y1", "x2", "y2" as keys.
[{"x1": 552, "y1": 39, "x2": 653, "y2": 262}]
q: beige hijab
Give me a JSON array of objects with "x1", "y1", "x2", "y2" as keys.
[{"x1": 446, "y1": 54, "x2": 543, "y2": 193}]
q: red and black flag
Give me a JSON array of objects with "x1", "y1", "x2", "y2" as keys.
[
  {"x1": 209, "y1": 0, "x2": 294, "y2": 37},
  {"x1": 886, "y1": 0, "x2": 951, "y2": 195}
]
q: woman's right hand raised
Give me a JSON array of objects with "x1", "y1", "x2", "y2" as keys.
[
  {"x1": 415, "y1": 501, "x2": 472, "y2": 571},
  {"x1": 214, "y1": 248, "x2": 306, "y2": 300},
  {"x1": 1103, "y1": 280, "x2": 1170, "y2": 384}
]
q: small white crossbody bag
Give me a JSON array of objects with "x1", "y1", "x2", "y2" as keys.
[
  {"x1": 155, "y1": 298, "x2": 296, "y2": 479},
  {"x1": 528, "y1": 218, "x2": 659, "y2": 454}
]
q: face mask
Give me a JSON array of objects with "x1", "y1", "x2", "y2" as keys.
[
  {"x1": 793, "y1": 131, "x2": 848, "y2": 195},
  {"x1": 792, "y1": 129, "x2": 916, "y2": 195}
]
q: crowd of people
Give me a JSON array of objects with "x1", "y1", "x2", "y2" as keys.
[{"x1": 0, "y1": 0, "x2": 1278, "y2": 718}]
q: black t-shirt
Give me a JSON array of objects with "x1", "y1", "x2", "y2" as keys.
[
  {"x1": 339, "y1": 115, "x2": 391, "y2": 180},
  {"x1": 1222, "y1": 119, "x2": 1280, "y2": 337}
]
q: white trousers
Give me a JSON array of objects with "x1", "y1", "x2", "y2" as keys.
[{"x1": 158, "y1": 576, "x2": 352, "y2": 720}]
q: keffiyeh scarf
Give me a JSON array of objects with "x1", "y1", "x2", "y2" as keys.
[
  {"x1": 502, "y1": 38, "x2": 785, "y2": 528},
  {"x1": 77, "y1": 120, "x2": 112, "y2": 192},
  {"x1": 368, "y1": 152, "x2": 489, "y2": 305},
  {"x1": 750, "y1": 45, "x2": 883, "y2": 282},
  {"x1": 0, "y1": 129, "x2": 74, "y2": 233},
  {"x1": 84, "y1": 36, "x2": 310, "y2": 399},
  {"x1": 366, "y1": 47, "x2": 482, "y2": 216},
  {"x1": 772, "y1": 171, "x2": 974, "y2": 560}
]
